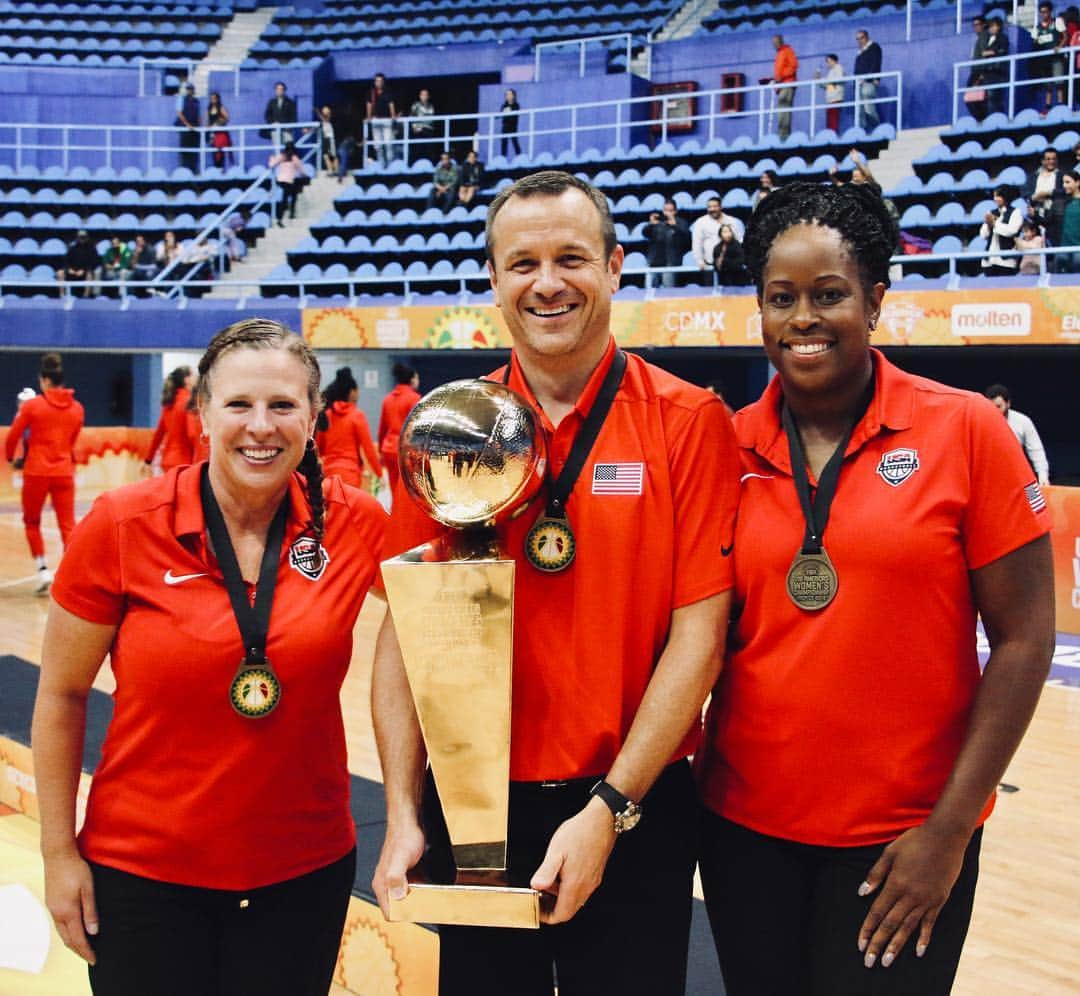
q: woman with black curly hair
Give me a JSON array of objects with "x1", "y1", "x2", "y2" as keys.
[
  {"x1": 696, "y1": 181, "x2": 1053, "y2": 994},
  {"x1": 32, "y1": 319, "x2": 387, "y2": 996}
]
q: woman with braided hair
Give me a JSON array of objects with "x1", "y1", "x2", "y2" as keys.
[
  {"x1": 32, "y1": 318, "x2": 387, "y2": 995},
  {"x1": 696, "y1": 181, "x2": 1053, "y2": 994}
]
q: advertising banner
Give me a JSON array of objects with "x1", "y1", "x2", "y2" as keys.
[{"x1": 303, "y1": 285, "x2": 1080, "y2": 350}]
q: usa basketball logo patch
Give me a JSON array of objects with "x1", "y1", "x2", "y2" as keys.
[
  {"x1": 876, "y1": 448, "x2": 920, "y2": 487},
  {"x1": 288, "y1": 536, "x2": 330, "y2": 580}
]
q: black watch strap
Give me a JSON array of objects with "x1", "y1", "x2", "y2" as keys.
[{"x1": 589, "y1": 779, "x2": 633, "y2": 816}]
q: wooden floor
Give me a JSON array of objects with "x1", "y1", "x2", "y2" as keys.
[{"x1": 2, "y1": 504, "x2": 1078, "y2": 994}]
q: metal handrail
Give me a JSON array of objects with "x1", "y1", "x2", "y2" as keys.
[
  {"x1": 534, "y1": 32, "x2": 642, "y2": 81},
  {"x1": 0, "y1": 120, "x2": 321, "y2": 175},
  {"x1": 155, "y1": 128, "x2": 321, "y2": 296},
  {"x1": 11, "y1": 246, "x2": 1075, "y2": 308},
  {"x1": 136, "y1": 58, "x2": 242, "y2": 98},
  {"x1": 380, "y1": 71, "x2": 902, "y2": 166},
  {"x1": 952, "y1": 44, "x2": 1080, "y2": 123}
]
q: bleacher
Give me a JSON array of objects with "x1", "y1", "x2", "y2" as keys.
[
  {"x1": 243, "y1": 0, "x2": 666, "y2": 67},
  {"x1": 0, "y1": 1, "x2": 224, "y2": 65}
]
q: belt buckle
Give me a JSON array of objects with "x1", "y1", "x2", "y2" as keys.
[{"x1": 539, "y1": 780, "x2": 569, "y2": 790}]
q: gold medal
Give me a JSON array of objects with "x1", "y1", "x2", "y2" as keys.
[
  {"x1": 525, "y1": 516, "x2": 576, "y2": 573},
  {"x1": 230, "y1": 659, "x2": 282, "y2": 718},
  {"x1": 786, "y1": 551, "x2": 838, "y2": 611}
]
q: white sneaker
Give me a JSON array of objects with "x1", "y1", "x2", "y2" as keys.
[{"x1": 35, "y1": 568, "x2": 53, "y2": 595}]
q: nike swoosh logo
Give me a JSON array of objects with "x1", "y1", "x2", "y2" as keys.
[
  {"x1": 164, "y1": 570, "x2": 208, "y2": 586},
  {"x1": 740, "y1": 473, "x2": 775, "y2": 482},
  {"x1": 721, "y1": 544, "x2": 734, "y2": 557}
]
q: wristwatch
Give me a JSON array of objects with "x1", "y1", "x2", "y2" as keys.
[{"x1": 589, "y1": 779, "x2": 642, "y2": 834}]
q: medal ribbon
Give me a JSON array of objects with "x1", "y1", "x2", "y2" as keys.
[
  {"x1": 503, "y1": 348, "x2": 628, "y2": 520},
  {"x1": 200, "y1": 465, "x2": 289, "y2": 666},
  {"x1": 781, "y1": 380, "x2": 874, "y2": 556}
]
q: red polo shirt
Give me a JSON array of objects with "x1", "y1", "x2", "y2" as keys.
[
  {"x1": 698, "y1": 351, "x2": 1051, "y2": 846},
  {"x1": 384, "y1": 337, "x2": 740, "y2": 782},
  {"x1": 52, "y1": 463, "x2": 387, "y2": 889}
]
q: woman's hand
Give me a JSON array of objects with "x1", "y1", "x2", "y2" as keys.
[
  {"x1": 856, "y1": 821, "x2": 971, "y2": 969},
  {"x1": 43, "y1": 849, "x2": 99, "y2": 965}
]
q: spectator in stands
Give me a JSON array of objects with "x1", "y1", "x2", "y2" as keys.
[
  {"x1": 102, "y1": 236, "x2": 132, "y2": 286},
  {"x1": 816, "y1": 53, "x2": 845, "y2": 133},
  {"x1": 966, "y1": 15, "x2": 990, "y2": 121},
  {"x1": 1055, "y1": 169, "x2": 1080, "y2": 271},
  {"x1": 207, "y1": 91, "x2": 231, "y2": 169},
  {"x1": 984, "y1": 384, "x2": 1051, "y2": 483},
  {"x1": 644, "y1": 198, "x2": 691, "y2": 287},
  {"x1": 1024, "y1": 147, "x2": 1066, "y2": 245},
  {"x1": 769, "y1": 35, "x2": 798, "y2": 140},
  {"x1": 500, "y1": 88, "x2": 522, "y2": 158},
  {"x1": 269, "y1": 142, "x2": 303, "y2": 226},
  {"x1": 753, "y1": 169, "x2": 780, "y2": 210},
  {"x1": 56, "y1": 230, "x2": 100, "y2": 298},
  {"x1": 220, "y1": 212, "x2": 247, "y2": 264},
  {"x1": 366, "y1": 72, "x2": 397, "y2": 168},
  {"x1": 263, "y1": 81, "x2": 298, "y2": 149},
  {"x1": 692, "y1": 197, "x2": 745, "y2": 277},
  {"x1": 409, "y1": 87, "x2": 437, "y2": 163},
  {"x1": 335, "y1": 101, "x2": 363, "y2": 183},
  {"x1": 853, "y1": 30, "x2": 883, "y2": 130},
  {"x1": 427, "y1": 151, "x2": 459, "y2": 212},
  {"x1": 175, "y1": 82, "x2": 200, "y2": 173},
  {"x1": 979, "y1": 185, "x2": 1024, "y2": 276},
  {"x1": 1015, "y1": 218, "x2": 1046, "y2": 274},
  {"x1": 155, "y1": 231, "x2": 183, "y2": 284},
  {"x1": 712, "y1": 224, "x2": 750, "y2": 286},
  {"x1": 317, "y1": 105, "x2": 338, "y2": 177},
  {"x1": 457, "y1": 149, "x2": 483, "y2": 206},
  {"x1": 981, "y1": 16, "x2": 1010, "y2": 115},
  {"x1": 131, "y1": 234, "x2": 157, "y2": 287},
  {"x1": 1031, "y1": 2, "x2": 1065, "y2": 112}
]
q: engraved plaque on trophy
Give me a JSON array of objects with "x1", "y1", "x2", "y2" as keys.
[{"x1": 381, "y1": 379, "x2": 546, "y2": 929}]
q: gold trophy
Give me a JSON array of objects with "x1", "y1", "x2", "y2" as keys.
[{"x1": 381, "y1": 379, "x2": 546, "y2": 929}]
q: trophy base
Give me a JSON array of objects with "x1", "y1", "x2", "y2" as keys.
[{"x1": 388, "y1": 880, "x2": 541, "y2": 929}]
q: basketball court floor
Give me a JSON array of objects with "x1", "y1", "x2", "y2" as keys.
[{"x1": 1, "y1": 501, "x2": 1077, "y2": 995}]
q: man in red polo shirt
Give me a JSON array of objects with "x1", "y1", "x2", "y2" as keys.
[{"x1": 372, "y1": 171, "x2": 741, "y2": 995}]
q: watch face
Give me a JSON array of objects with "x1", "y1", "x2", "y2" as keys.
[{"x1": 616, "y1": 804, "x2": 642, "y2": 833}]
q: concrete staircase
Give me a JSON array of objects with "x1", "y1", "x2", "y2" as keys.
[
  {"x1": 652, "y1": 0, "x2": 714, "y2": 42},
  {"x1": 192, "y1": 7, "x2": 278, "y2": 96},
  {"x1": 868, "y1": 125, "x2": 943, "y2": 194},
  {"x1": 208, "y1": 172, "x2": 348, "y2": 299}
]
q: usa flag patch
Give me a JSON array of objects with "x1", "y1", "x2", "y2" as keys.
[
  {"x1": 592, "y1": 462, "x2": 644, "y2": 495},
  {"x1": 1024, "y1": 481, "x2": 1046, "y2": 514}
]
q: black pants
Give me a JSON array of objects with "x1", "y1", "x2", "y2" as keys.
[
  {"x1": 87, "y1": 849, "x2": 356, "y2": 996},
  {"x1": 501, "y1": 133, "x2": 522, "y2": 157},
  {"x1": 424, "y1": 760, "x2": 698, "y2": 996},
  {"x1": 699, "y1": 811, "x2": 981, "y2": 996},
  {"x1": 277, "y1": 180, "x2": 298, "y2": 221},
  {"x1": 179, "y1": 129, "x2": 199, "y2": 172}
]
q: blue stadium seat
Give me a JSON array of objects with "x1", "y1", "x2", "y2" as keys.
[{"x1": 900, "y1": 204, "x2": 931, "y2": 226}]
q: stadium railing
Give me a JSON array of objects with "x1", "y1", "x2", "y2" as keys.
[{"x1": 953, "y1": 44, "x2": 1080, "y2": 124}]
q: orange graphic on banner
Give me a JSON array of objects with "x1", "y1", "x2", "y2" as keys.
[
  {"x1": 1046, "y1": 485, "x2": 1080, "y2": 636},
  {"x1": 303, "y1": 285, "x2": 1080, "y2": 349}
]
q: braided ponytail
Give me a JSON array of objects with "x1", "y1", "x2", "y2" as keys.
[{"x1": 299, "y1": 437, "x2": 326, "y2": 541}]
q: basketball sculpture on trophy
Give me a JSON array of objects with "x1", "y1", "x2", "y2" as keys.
[{"x1": 381, "y1": 378, "x2": 546, "y2": 929}]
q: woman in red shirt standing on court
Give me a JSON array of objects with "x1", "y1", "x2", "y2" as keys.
[
  {"x1": 315, "y1": 366, "x2": 381, "y2": 487},
  {"x1": 144, "y1": 366, "x2": 194, "y2": 471},
  {"x1": 696, "y1": 182, "x2": 1054, "y2": 995},
  {"x1": 32, "y1": 318, "x2": 387, "y2": 996},
  {"x1": 377, "y1": 362, "x2": 420, "y2": 495},
  {"x1": 4, "y1": 352, "x2": 84, "y2": 594}
]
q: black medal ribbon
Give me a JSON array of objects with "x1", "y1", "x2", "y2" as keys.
[
  {"x1": 200, "y1": 466, "x2": 289, "y2": 714},
  {"x1": 781, "y1": 378, "x2": 874, "y2": 556},
  {"x1": 503, "y1": 348, "x2": 627, "y2": 572}
]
